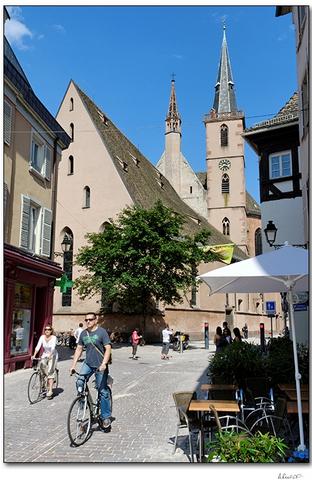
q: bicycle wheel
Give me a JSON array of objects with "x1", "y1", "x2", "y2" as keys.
[
  {"x1": 27, "y1": 371, "x2": 41, "y2": 404},
  {"x1": 67, "y1": 396, "x2": 92, "y2": 446}
]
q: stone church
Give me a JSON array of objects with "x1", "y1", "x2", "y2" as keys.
[{"x1": 52, "y1": 28, "x2": 280, "y2": 340}]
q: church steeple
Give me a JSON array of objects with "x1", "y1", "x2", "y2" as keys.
[
  {"x1": 166, "y1": 78, "x2": 181, "y2": 135},
  {"x1": 213, "y1": 26, "x2": 238, "y2": 114}
]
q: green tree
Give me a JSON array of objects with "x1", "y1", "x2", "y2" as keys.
[{"x1": 74, "y1": 201, "x2": 219, "y2": 328}]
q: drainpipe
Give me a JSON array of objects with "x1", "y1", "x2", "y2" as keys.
[{"x1": 50, "y1": 137, "x2": 59, "y2": 263}]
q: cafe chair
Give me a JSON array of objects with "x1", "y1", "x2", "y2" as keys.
[
  {"x1": 172, "y1": 391, "x2": 200, "y2": 462},
  {"x1": 248, "y1": 397, "x2": 294, "y2": 448},
  {"x1": 209, "y1": 404, "x2": 252, "y2": 436},
  {"x1": 240, "y1": 377, "x2": 274, "y2": 421}
]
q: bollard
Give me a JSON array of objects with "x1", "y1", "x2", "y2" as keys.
[
  {"x1": 260, "y1": 322, "x2": 265, "y2": 352},
  {"x1": 204, "y1": 322, "x2": 209, "y2": 349}
]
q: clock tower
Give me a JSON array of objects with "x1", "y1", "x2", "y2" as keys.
[{"x1": 204, "y1": 26, "x2": 248, "y2": 253}]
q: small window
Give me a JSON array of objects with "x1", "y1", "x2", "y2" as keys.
[
  {"x1": 70, "y1": 123, "x2": 74, "y2": 142},
  {"x1": 190, "y1": 186, "x2": 193, "y2": 194},
  {"x1": 255, "y1": 228, "x2": 262, "y2": 256},
  {"x1": 220, "y1": 124, "x2": 228, "y2": 147},
  {"x1": 30, "y1": 132, "x2": 52, "y2": 179},
  {"x1": 68, "y1": 155, "x2": 74, "y2": 175},
  {"x1": 269, "y1": 151, "x2": 292, "y2": 179},
  {"x1": 222, "y1": 217, "x2": 230, "y2": 236},
  {"x1": 221, "y1": 174, "x2": 230, "y2": 194},
  {"x1": 83, "y1": 186, "x2": 90, "y2": 208},
  {"x1": 70, "y1": 97, "x2": 74, "y2": 111}
]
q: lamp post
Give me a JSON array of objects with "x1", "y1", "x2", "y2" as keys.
[
  {"x1": 264, "y1": 220, "x2": 277, "y2": 247},
  {"x1": 61, "y1": 233, "x2": 72, "y2": 253}
]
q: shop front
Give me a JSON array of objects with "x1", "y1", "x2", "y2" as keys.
[{"x1": 4, "y1": 244, "x2": 63, "y2": 373}]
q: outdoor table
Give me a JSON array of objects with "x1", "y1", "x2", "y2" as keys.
[
  {"x1": 188, "y1": 400, "x2": 240, "y2": 462},
  {"x1": 278, "y1": 384, "x2": 309, "y2": 391},
  {"x1": 287, "y1": 401, "x2": 309, "y2": 415},
  {"x1": 200, "y1": 384, "x2": 238, "y2": 400},
  {"x1": 284, "y1": 390, "x2": 309, "y2": 401}
]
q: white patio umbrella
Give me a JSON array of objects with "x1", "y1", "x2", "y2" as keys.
[{"x1": 198, "y1": 243, "x2": 309, "y2": 451}]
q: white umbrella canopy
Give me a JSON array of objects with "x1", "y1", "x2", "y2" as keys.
[
  {"x1": 198, "y1": 243, "x2": 309, "y2": 451},
  {"x1": 199, "y1": 244, "x2": 308, "y2": 294}
]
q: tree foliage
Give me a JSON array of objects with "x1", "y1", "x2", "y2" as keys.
[{"x1": 74, "y1": 201, "x2": 219, "y2": 314}]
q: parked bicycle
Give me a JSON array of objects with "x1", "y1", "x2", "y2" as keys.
[
  {"x1": 67, "y1": 371, "x2": 113, "y2": 447},
  {"x1": 56, "y1": 331, "x2": 70, "y2": 347},
  {"x1": 27, "y1": 358, "x2": 59, "y2": 404},
  {"x1": 171, "y1": 331, "x2": 190, "y2": 351}
]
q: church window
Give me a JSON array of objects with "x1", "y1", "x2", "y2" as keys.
[
  {"x1": 69, "y1": 98, "x2": 74, "y2": 111},
  {"x1": 190, "y1": 186, "x2": 193, "y2": 194},
  {"x1": 220, "y1": 124, "x2": 228, "y2": 146},
  {"x1": 255, "y1": 228, "x2": 262, "y2": 256},
  {"x1": 61, "y1": 230, "x2": 73, "y2": 307},
  {"x1": 221, "y1": 174, "x2": 230, "y2": 194},
  {"x1": 83, "y1": 186, "x2": 90, "y2": 208},
  {"x1": 70, "y1": 123, "x2": 74, "y2": 142},
  {"x1": 222, "y1": 217, "x2": 230, "y2": 236},
  {"x1": 68, "y1": 155, "x2": 74, "y2": 175}
]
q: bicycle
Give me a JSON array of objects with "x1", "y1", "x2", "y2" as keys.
[
  {"x1": 27, "y1": 358, "x2": 59, "y2": 404},
  {"x1": 67, "y1": 371, "x2": 113, "y2": 447}
]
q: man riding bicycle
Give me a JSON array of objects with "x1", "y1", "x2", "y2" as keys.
[{"x1": 70, "y1": 313, "x2": 112, "y2": 430}]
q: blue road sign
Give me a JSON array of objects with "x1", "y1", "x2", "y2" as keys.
[
  {"x1": 266, "y1": 301, "x2": 276, "y2": 316},
  {"x1": 294, "y1": 303, "x2": 308, "y2": 311}
]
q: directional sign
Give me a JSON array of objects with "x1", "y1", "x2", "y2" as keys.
[{"x1": 265, "y1": 301, "x2": 276, "y2": 317}]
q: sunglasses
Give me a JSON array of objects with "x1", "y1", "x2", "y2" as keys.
[
  {"x1": 85, "y1": 318, "x2": 95, "y2": 322},
  {"x1": 45, "y1": 328, "x2": 52, "y2": 331}
]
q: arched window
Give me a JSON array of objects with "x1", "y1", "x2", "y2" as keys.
[
  {"x1": 99, "y1": 221, "x2": 111, "y2": 232},
  {"x1": 61, "y1": 229, "x2": 73, "y2": 307},
  {"x1": 255, "y1": 228, "x2": 262, "y2": 256},
  {"x1": 70, "y1": 123, "x2": 74, "y2": 142},
  {"x1": 83, "y1": 186, "x2": 90, "y2": 208},
  {"x1": 221, "y1": 174, "x2": 230, "y2": 194},
  {"x1": 70, "y1": 97, "x2": 74, "y2": 111},
  {"x1": 220, "y1": 124, "x2": 228, "y2": 147},
  {"x1": 68, "y1": 155, "x2": 74, "y2": 175},
  {"x1": 222, "y1": 217, "x2": 230, "y2": 236}
]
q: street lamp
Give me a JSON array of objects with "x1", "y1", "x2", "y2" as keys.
[
  {"x1": 61, "y1": 233, "x2": 72, "y2": 253},
  {"x1": 264, "y1": 220, "x2": 277, "y2": 247}
]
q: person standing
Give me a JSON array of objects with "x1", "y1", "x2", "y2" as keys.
[
  {"x1": 214, "y1": 326, "x2": 227, "y2": 352},
  {"x1": 233, "y1": 327, "x2": 242, "y2": 342},
  {"x1": 70, "y1": 313, "x2": 112, "y2": 430},
  {"x1": 32, "y1": 325, "x2": 58, "y2": 399},
  {"x1": 161, "y1": 324, "x2": 173, "y2": 359},
  {"x1": 130, "y1": 327, "x2": 142, "y2": 360},
  {"x1": 222, "y1": 321, "x2": 233, "y2": 344},
  {"x1": 74, "y1": 322, "x2": 84, "y2": 345},
  {"x1": 242, "y1": 323, "x2": 248, "y2": 339}
]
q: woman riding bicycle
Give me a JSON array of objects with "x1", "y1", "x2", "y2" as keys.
[{"x1": 31, "y1": 324, "x2": 58, "y2": 399}]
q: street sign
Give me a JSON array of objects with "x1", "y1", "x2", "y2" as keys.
[
  {"x1": 292, "y1": 292, "x2": 309, "y2": 304},
  {"x1": 294, "y1": 303, "x2": 308, "y2": 311},
  {"x1": 265, "y1": 301, "x2": 276, "y2": 316}
]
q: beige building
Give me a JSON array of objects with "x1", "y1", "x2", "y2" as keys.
[
  {"x1": 4, "y1": 13, "x2": 70, "y2": 372},
  {"x1": 53, "y1": 80, "x2": 278, "y2": 339}
]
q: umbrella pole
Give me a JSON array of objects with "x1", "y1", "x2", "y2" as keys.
[{"x1": 287, "y1": 285, "x2": 306, "y2": 451}]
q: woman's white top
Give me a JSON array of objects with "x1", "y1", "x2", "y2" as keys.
[{"x1": 36, "y1": 335, "x2": 58, "y2": 360}]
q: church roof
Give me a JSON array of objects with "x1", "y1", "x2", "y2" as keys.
[
  {"x1": 244, "y1": 92, "x2": 298, "y2": 133},
  {"x1": 167, "y1": 79, "x2": 181, "y2": 123},
  {"x1": 246, "y1": 192, "x2": 261, "y2": 217},
  {"x1": 213, "y1": 27, "x2": 238, "y2": 114},
  {"x1": 75, "y1": 83, "x2": 247, "y2": 260}
]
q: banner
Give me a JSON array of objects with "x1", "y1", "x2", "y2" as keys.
[{"x1": 201, "y1": 243, "x2": 235, "y2": 265}]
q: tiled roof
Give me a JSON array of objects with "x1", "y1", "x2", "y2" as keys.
[
  {"x1": 4, "y1": 41, "x2": 71, "y2": 149},
  {"x1": 245, "y1": 92, "x2": 298, "y2": 133},
  {"x1": 75, "y1": 83, "x2": 247, "y2": 260},
  {"x1": 246, "y1": 192, "x2": 261, "y2": 217}
]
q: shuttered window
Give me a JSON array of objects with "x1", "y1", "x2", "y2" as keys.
[
  {"x1": 40, "y1": 208, "x2": 52, "y2": 257},
  {"x1": 20, "y1": 195, "x2": 52, "y2": 257},
  {"x1": 44, "y1": 146, "x2": 52, "y2": 180},
  {"x1": 4, "y1": 101, "x2": 12, "y2": 146},
  {"x1": 20, "y1": 196, "x2": 31, "y2": 249},
  {"x1": 221, "y1": 174, "x2": 230, "y2": 193},
  {"x1": 30, "y1": 132, "x2": 52, "y2": 179}
]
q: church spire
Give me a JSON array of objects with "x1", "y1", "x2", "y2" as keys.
[
  {"x1": 213, "y1": 26, "x2": 238, "y2": 114},
  {"x1": 166, "y1": 77, "x2": 181, "y2": 135}
]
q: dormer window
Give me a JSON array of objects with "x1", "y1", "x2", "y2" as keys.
[
  {"x1": 129, "y1": 152, "x2": 140, "y2": 167},
  {"x1": 215, "y1": 82, "x2": 220, "y2": 91}
]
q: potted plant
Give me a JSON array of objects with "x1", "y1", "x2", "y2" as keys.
[{"x1": 205, "y1": 431, "x2": 289, "y2": 463}]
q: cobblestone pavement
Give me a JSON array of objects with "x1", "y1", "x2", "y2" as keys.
[{"x1": 4, "y1": 342, "x2": 215, "y2": 463}]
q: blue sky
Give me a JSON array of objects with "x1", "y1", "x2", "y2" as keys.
[{"x1": 5, "y1": 4, "x2": 297, "y2": 203}]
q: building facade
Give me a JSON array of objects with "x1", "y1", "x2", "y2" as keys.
[{"x1": 4, "y1": 12, "x2": 71, "y2": 371}]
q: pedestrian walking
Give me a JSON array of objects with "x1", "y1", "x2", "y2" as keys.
[
  {"x1": 222, "y1": 321, "x2": 233, "y2": 344},
  {"x1": 233, "y1": 327, "x2": 242, "y2": 342},
  {"x1": 70, "y1": 312, "x2": 112, "y2": 430},
  {"x1": 130, "y1": 327, "x2": 142, "y2": 359},
  {"x1": 214, "y1": 326, "x2": 227, "y2": 352},
  {"x1": 161, "y1": 324, "x2": 173, "y2": 359},
  {"x1": 31, "y1": 324, "x2": 58, "y2": 399},
  {"x1": 74, "y1": 322, "x2": 84, "y2": 345}
]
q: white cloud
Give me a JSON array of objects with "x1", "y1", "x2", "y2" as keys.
[
  {"x1": 52, "y1": 24, "x2": 66, "y2": 34},
  {"x1": 5, "y1": 18, "x2": 33, "y2": 50},
  {"x1": 172, "y1": 54, "x2": 184, "y2": 60}
]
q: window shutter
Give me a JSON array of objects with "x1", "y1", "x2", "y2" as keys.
[
  {"x1": 40, "y1": 208, "x2": 52, "y2": 257},
  {"x1": 20, "y1": 195, "x2": 30, "y2": 249},
  {"x1": 44, "y1": 146, "x2": 52, "y2": 180},
  {"x1": 4, "y1": 101, "x2": 12, "y2": 146},
  {"x1": 4, "y1": 183, "x2": 9, "y2": 219}
]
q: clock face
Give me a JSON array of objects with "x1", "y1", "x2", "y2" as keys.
[{"x1": 219, "y1": 159, "x2": 231, "y2": 171}]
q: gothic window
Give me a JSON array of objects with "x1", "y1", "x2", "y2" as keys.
[
  {"x1": 222, "y1": 217, "x2": 230, "y2": 236},
  {"x1": 70, "y1": 123, "x2": 74, "y2": 142},
  {"x1": 190, "y1": 186, "x2": 193, "y2": 194},
  {"x1": 221, "y1": 174, "x2": 230, "y2": 194},
  {"x1": 255, "y1": 228, "x2": 262, "y2": 256},
  {"x1": 61, "y1": 230, "x2": 73, "y2": 307},
  {"x1": 83, "y1": 186, "x2": 90, "y2": 208},
  {"x1": 220, "y1": 124, "x2": 228, "y2": 146},
  {"x1": 70, "y1": 97, "x2": 74, "y2": 111},
  {"x1": 68, "y1": 155, "x2": 74, "y2": 175}
]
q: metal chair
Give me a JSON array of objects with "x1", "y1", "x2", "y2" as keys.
[
  {"x1": 172, "y1": 391, "x2": 200, "y2": 462},
  {"x1": 240, "y1": 377, "x2": 274, "y2": 421},
  {"x1": 209, "y1": 404, "x2": 252, "y2": 435}
]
